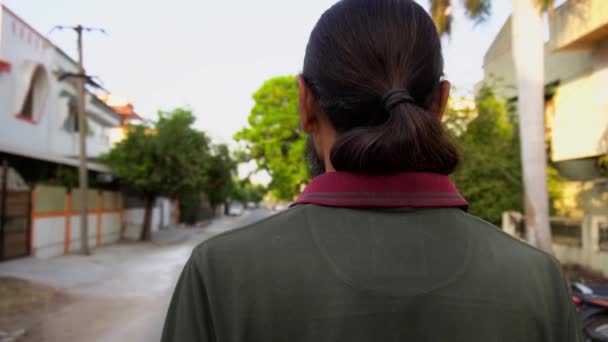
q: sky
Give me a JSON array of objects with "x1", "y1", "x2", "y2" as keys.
[{"x1": 2, "y1": 0, "x2": 515, "y2": 146}]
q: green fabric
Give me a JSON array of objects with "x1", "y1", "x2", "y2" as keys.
[{"x1": 162, "y1": 205, "x2": 581, "y2": 341}]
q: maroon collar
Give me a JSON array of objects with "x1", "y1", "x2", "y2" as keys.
[{"x1": 290, "y1": 172, "x2": 468, "y2": 209}]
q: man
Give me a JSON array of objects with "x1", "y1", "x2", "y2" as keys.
[{"x1": 162, "y1": 0, "x2": 580, "y2": 340}]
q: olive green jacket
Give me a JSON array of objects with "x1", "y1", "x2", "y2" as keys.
[{"x1": 162, "y1": 172, "x2": 580, "y2": 342}]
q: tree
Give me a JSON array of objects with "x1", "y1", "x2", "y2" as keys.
[
  {"x1": 100, "y1": 108, "x2": 211, "y2": 240},
  {"x1": 448, "y1": 85, "x2": 523, "y2": 224},
  {"x1": 230, "y1": 178, "x2": 266, "y2": 204},
  {"x1": 448, "y1": 85, "x2": 564, "y2": 225},
  {"x1": 234, "y1": 76, "x2": 308, "y2": 201},
  {"x1": 429, "y1": 0, "x2": 491, "y2": 36},
  {"x1": 247, "y1": 183, "x2": 266, "y2": 204},
  {"x1": 511, "y1": 0, "x2": 555, "y2": 253},
  {"x1": 429, "y1": 0, "x2": 556, "y2": 253},
  {"x1": 202, "y1": 144, "x2": 237, "y2": 214}
]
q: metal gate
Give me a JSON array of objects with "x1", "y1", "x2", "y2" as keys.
[{"x1": 0, "y1": 161, "x2": 31, "y2": 261}]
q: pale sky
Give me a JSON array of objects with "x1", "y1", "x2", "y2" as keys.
[{"x1": 3, "y1": 0, "x2": 515, "y2": 146}]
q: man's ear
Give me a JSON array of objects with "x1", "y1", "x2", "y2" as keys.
[
  {"x1": 432, "y1": 80, "x2": 451, "y2": 121},
  {"x1": 297, "y1": 75, "x2": 319, "y2": 134}
]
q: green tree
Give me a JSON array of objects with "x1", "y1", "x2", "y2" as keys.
[
  {"x1": 100, "y1": 108, "x2": 211, "y2": 240},
  {"x1": 230, "y1": 178, "x2": 266, "y2": 204},
  {"x1": 429, "y1": 0, "x2": 491, "y2": 36},
  {"x1": 234, "y1": 76, "x2": 307, "y2": 201},
  {"x1": 247, "y1": 183, "x2": 266, "y2": 204},
  {"x1": 448, "y1": 85, "x2": 563, "y2": 225},
  {"x1": 449, "y1": 85, "x2": 523, "y2": 224},
  {"x1": 202, "y1": 144, "x2": 237, "y2": 213}
]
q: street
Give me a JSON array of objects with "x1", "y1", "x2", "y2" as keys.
[{"x1": 0, "y1": 209, "x2": 273, "y2": 342}]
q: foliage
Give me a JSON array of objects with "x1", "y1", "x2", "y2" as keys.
[
  {"x1": 247, "y1": 183, "x2": 266, "y2": 203},
  {"x1": 201, "y1": 144, "x2": 237, "y2": 209},
  {"x1": 537, "y1": 0, "x2": 556, "y2": 12},
  {"x1": 449, "y1": 85, "x2": 523, "y2": 224},
  {"x1": 230, "y1": 179, "x2": 266, "y2": 204},
  {"x1": 100, "y1": 108, "x2": 211, "y2": 239},
  {"x1": 448, "y1": 85, "x2": 563, "y2": 224},
  {"x1": 178, "y1": 192, "x2": 214, "y2": 225},
  {"x1": 599, "y1": 154, "x2": 608, "y2": 176},
  {"x1": 234, "y1": 76, "x2": 307, "y2": 201},
  {"x1": 429, "y1": 0, "x2": 491, "y2": 36},
  {"x1": 100, "y1": 108, "x2": 211, "y2": 198},
  {"x1": 55, "y1": 166, "x2": 79, "y2": 190},
  {"x1": 428, "y1": 0, "x2": 555, "y2": 37}
]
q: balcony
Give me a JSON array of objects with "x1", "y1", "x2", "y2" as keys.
[{"x1": 550, "y1": 0, "x2": 608, "y2": 51}]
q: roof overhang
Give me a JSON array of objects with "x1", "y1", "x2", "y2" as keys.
[
  {"x1": 550, "y1": 0, "x2": 608, "y2": 51},
  {"x1": 0, "y1": 142, "x2": 110, "y2": 173}
]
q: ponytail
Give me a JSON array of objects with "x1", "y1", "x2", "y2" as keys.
[{"x1": 330, "y1": 102, "x2": 459, "y2": 174}]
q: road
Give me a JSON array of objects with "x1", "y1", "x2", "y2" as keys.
[
  {"x1": 133, "y1": 209, "x2": 273, "y2": 342},
  {"x1": 0, "y1": 209, "x2": 273, "y2": 342}
]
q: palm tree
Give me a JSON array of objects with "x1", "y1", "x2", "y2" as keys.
[
  {"x1": 428, "y1": 0, "x2": 555, "y2": 254},
  {"x1": 510, "y1": 0, "x2": 556, "y2": 254}
]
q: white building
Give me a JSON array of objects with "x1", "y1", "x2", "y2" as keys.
[
  {"x1": 0, "y1": 4, "x2": 120, "y2": 167},
  {"x1": 484, "y1": 0, "x2": 608, "y2": 274},
  {"x1": 0, "y1": 5, "x2": 174, "y2": 260}
]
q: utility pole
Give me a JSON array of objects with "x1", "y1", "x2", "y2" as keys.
[
  {"x1": 75, "y1": 25, "x2": 89, "y2": 255},
  {"x1": 51, "y1": 25, "x2": 106, "y2": 256}
]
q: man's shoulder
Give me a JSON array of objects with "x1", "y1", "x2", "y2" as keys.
[
  {"x1": 462, "y1": 211, "x2": 560, "y2": 269},
  {"x1": 192, "y1": 206, "x2": 311, "y2": 258}
]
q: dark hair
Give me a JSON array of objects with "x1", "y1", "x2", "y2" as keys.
[{"x1": 302, "y1": 0, "x2": 460, "y2": 174}]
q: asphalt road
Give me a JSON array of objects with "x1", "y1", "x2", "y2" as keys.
[
  {"x1": 0, "y1": 209, "x2": 275, "y2": 342},
  {"x1": 134, "y1": 209, "x2": 274, "y2": 342}
]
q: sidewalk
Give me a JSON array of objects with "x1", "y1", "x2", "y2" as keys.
[
  {"x1": 0, "y1": 215, "x2": 236, "y2": 296},
  {"x1": 0, "y1": 210, "x2": 269, "y2": 342}
]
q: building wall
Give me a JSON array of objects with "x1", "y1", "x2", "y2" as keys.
[
  {"x1": 503, "y1": 212, "x2": 608, "y2": 275},
  {"x1": 489, "y1": 1, "x2": 608, "y2": 273},
  {"x1": 122, "y1": 197, "x2": 173, "y2": 240},
  {"x1": 31, "y1": 184, "x2": 125, "y2": 259},
  {"x1": 551, "y1": 0, "x2": 608, "y2": 50},
  {"x1": 551, "y1": 71, "x2": 608, "y2": 161},
  {"x1": 483, "y1": 8, "x2": 606, "y2": 162},
  {"x1": 591, "y1": 40, "x2": 608, "y2": 155},
  {"x1": 0, "y1": 7, "x2": 56, "y2": 157},
  {"x1": 553, "y1": 215, "x2": 608, "y2": 275},
  {"x1": 481, "y1": 17, "x2": 593, "y2": 100},
  {"x1": 0, "y1": 6, "x2": 120, "y2": 161}
]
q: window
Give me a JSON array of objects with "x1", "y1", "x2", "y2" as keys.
[
  {"x1": 64, "y1": 100, "x2": 79, "y2": 132},
  {"x1": 21, "y1": 86, "x2": 34, "y2": 119},
  {"x1": 551, "y1": 218, "x2": 582, "y2": 247},
  {"x1": 63, "y1": 103, "x2": 94, "y2": 136},
  {"x1": 599, "y1": 221, "x2": 608, "y2": 252},
  {"x1": 18, "y1": 66, "x2": 49, "y2": 122}
]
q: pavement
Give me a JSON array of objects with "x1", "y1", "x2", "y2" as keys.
[{"x1": 0, "y1": 208, "x2": 274, "y2": 342}]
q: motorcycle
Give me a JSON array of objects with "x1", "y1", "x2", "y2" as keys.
[{"x1": 572, "y1": 282, "x2": 608, "y2": 341}]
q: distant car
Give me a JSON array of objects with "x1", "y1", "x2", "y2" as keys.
[
  {"x1": 228, "y1": 202, "x2": 244, "y2": 216},
  {"x1": 246, "y1": 202, "x2": 257, "y2": 209}
]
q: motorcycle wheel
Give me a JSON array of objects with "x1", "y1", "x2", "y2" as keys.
[{"x1": 584, "y1": 315, "x2": 608, "y2": 342}]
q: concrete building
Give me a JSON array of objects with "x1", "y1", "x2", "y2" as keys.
[
  {"x1": 0, "y1": 4, "x2": 173, "y2": 260},
  {"x1": 484, "y1": 0, "x2": 608, "y2": 273},
  {"x1": 0, "y1": 6, "x2": 121, "y2": 164}
]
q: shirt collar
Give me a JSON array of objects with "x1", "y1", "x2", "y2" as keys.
[{"x1": 290, "y1": 172, "x2": 468, "y2": 209}]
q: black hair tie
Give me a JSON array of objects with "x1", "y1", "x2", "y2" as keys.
[{"x1": 382, "y1": 89, "x2": 415, "y2": 111}]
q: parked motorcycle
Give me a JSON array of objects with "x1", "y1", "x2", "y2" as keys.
[{"x1": 572, "y1": 282, "x2": 608, "y2": 341}]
